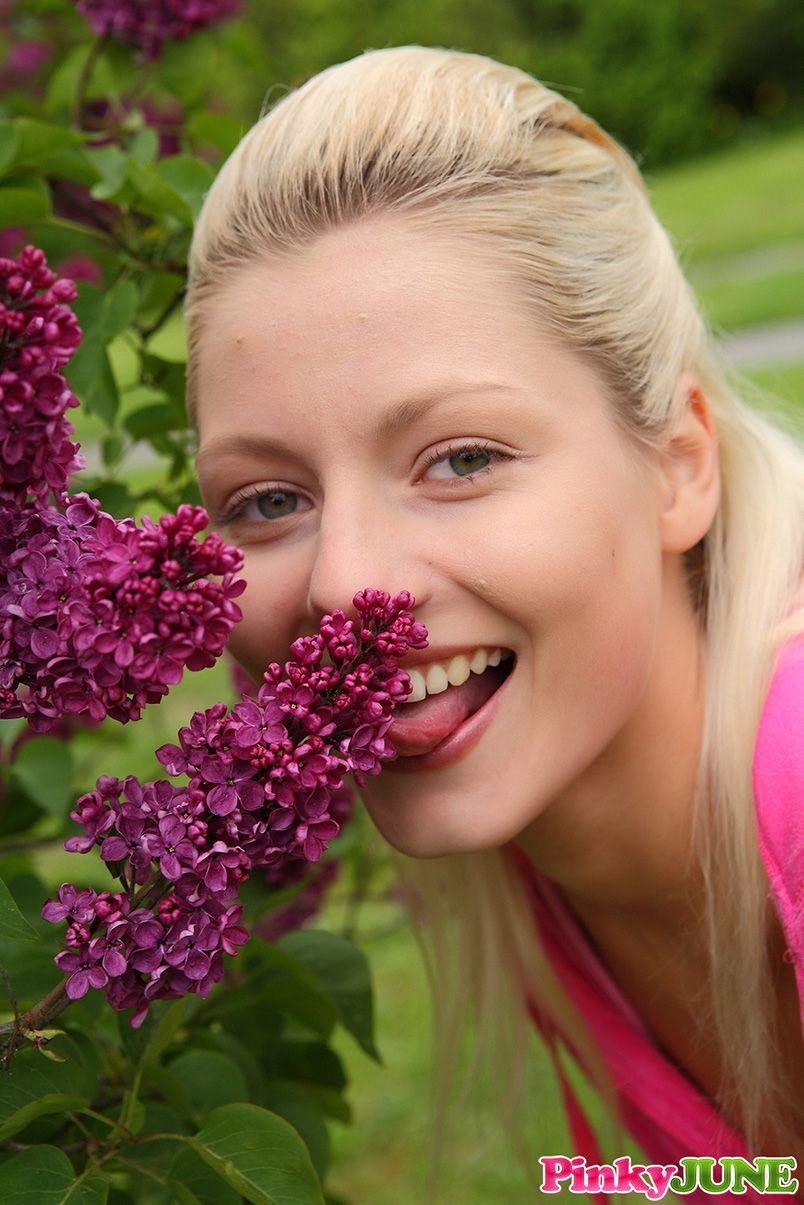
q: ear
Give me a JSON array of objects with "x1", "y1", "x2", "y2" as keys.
[{"x1": 657, "y1": 372, "x2": 721, "y2": 555}]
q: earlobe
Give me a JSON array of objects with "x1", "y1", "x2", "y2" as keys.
[{"x1": 658, "y1": 372, "x2": 721, "y2": 554}]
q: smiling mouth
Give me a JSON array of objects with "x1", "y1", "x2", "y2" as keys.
[{"x1": 388, "y1": 656, "x2": 515, "y2": 757}]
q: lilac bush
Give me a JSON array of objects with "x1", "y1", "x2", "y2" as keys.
[{"x1": 40, "y1": 588, "x2": 427, "y2": 1027}]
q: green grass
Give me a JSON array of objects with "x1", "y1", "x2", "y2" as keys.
[
  {"x1": 696, "y1": 265, "x2": 804, "y2": 333},
  {"x1": 745, "y1": 360, "x2": 804, "y2": 423},
  {"x1": 647, "y1": 126, "x2": 804, "y2": 263}
]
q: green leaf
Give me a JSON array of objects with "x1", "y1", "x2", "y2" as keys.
[
  {"x1": 301, "y1": 1085, "x2": 351, "y2": 1127},
  {"x1": 129, "y1": 128, "x2": 159, "y2": 168},
  {"x1": 125, "y1": 160, "x2": 193, "y2": 225},
  {"x1": 115, "y1": 1007, "x2": 155, "y2": 1066},
  {"x1": 0, "y1": 940, "x2": 61, "y2": 1002},
  {"x1": 186, "y1": 111, "x2": 244, "y2": 158},
  {"x1": 87, "y1": 145, "x2": 129, "y2": 202},
  {"x1": 272, "y1": 1040, "x2": 346, "y2": 1094},
  {"x1": 10, "y1": 737, "x2": 73, "y2": 818},
  {"x1": 103, "y1": 280, "x2": 140, "y2": 340},
  {"x1": 186, "y1": 1102, "x2": 325, "y2": 1205},
  {"x1": 154, "y1": 155, "x2": 215, "y2": 221},
  {"x1": 201, "y1": 1030, "x2": 265, "y2": 1106},
  {"x1": 64, "y1": 280, "x2": 137, "y2": 425},
  {"x1": 124, "y1": 402, "x2": 180, "y2": 441},
  {"x1": 205, "y1": 943, "x2": 338, "y2": 1042},
  {"x1": 260, "y1": 1082, "x2": 329, "y2": 1184},
  {"x1": 65, "y1": 340, "x2": 118, "y2": 426},
  {"x1": 140, "y1": 996, "x2": 188, "y2": 1068},
  {"x1": 0, "y1": 1144, "x2": 108, "y2": 1204},
  {"x1": 278, "y1": 931, "x2": 380, "y2": 1062},
  {"x1": 0, "y1": 181, "x2": 51, "y2": 225},
  {"x1": 101, "y1": 432, "x2": 123, "y2": 469},
  {"x1": 158, "y1": 35, "x2": 217, "y2": 108},
  {"x1": 113, "y1": 1100, "x2": 188, "y2": 1170},
  {"x1": 72, "y1": 279, "x2": 139, "y2": 342},
  {"x1": 137, "y1": 272, "x2": 184, "y2": 323},
  {"x1": 0, "y1": 875, "x2": 41, "y2": 943},
  {"x1": 43, "y1": 43, "x2": 120, "y2": 123},
  {"x1": 90, "y1": 481, "x2": 135, "y2": 517},
  {"x1": 0, "y1": 121, "x2": 20, "y2": 175},
  {"x1": 166, "y1": 1050, "x2": 249, "y2": 1121},
  {"x1": 0, "y1": 1042, "x2": 90, "y2": 1141},
  {"x1": 8, "y1": 119, "x2": 83, "y2": 172},
  {"x1": 167, "y1": 1148, "x2": 240, "y2": 1205}
]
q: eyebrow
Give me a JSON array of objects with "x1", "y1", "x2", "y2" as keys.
[{"x1": 196, "y1": 381, "x2": 521, "y2": 464}]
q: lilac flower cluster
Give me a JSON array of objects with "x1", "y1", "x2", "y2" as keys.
[
  {"x1": 0, "y1": 243, "x2": 246, "y2": 731},
  {"x1": 0, "y1": 493, "x2": 245, "y2": 731},
  {"x1": 228, "y1": 655, "x2": 345, "y2": 940},
  {"x1": 43, "y1": 881, "x2": 247, "y2": 1023},
  {"x1": 0, "y1": 245, "x2": 83, "y2": 509},
  {"x1": 74, "y1": 0, "x2": 242, "y2": 60},
  {"x1": 42, "y1": 588, "x2": 427, "y2": 1025}
]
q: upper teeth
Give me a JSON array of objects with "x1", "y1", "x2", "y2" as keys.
[{"x1": 402, "y1": 648, "x2": 514, "y2": 703}]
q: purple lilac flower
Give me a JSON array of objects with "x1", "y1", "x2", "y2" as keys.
[
  {"x1": 41, "y1": 884, "x2": 98, "y2": 926},
  {"x1": 0, "y1": 245, "x2": 83, "y2": 509},
  {"x1": 0, "y1": 496, "x2": 245, "y2": 731},
  {"x1": 55, "y1": 942, "x2": 109, "y2": 999},
  {"x1": 74, "y1": 0, "x2": 242, "y2": 61},
  {"x1": 43, "y1": 589, "x2": 428, "y2": 1026}
]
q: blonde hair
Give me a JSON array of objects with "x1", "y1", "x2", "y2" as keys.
[{"x1": 185, "y1": 45, "x2": 804, "y2": 1193}]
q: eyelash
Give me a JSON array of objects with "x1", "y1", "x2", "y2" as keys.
[{"x1": 218, "y1": 439, "x2": 514, "y2": 526}]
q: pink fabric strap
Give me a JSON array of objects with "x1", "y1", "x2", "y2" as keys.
[{"x1": 752, "y1": 632, "x2": 804, "y2": 1017}]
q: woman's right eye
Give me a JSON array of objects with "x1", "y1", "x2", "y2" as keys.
[{"x1": 219, "y1": 485, "x2": 310, "y2": 526}]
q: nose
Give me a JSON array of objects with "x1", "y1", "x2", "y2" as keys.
[{"x1": 303, "y1": 482, "x2": 432, "y2": 628}]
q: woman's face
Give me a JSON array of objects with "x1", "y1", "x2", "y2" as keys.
[{"x1": 194, "y1": 216, "x2": 670, "y2": 858}]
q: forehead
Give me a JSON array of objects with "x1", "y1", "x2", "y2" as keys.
[
  {"x1": 191, "y1": 216, "x2": 625, "y2": 462},
  {"x1": 193, "y1": 219, "x2": 544, "y2": 427}
]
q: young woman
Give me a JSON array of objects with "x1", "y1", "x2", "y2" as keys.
[{"x1": 183, "y1": 45, "x2": 804, "y2": 1196}]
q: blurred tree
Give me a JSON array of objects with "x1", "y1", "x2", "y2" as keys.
[{"x1": 235, "y1": 0, "x2": 803, "y2": 168}]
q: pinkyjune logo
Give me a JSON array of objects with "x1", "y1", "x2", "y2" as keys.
[{"x1": 538, "y1": 1155, "x2": 799, "y2": 1197}]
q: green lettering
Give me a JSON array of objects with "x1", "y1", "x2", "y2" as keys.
[
  {"x1": 758, "y1": 1158, "x2": 798, "y2": 1194},
  {"x1": 721, "y1": 1157, "x2": 766, "y2": 1193},
  {"x1": 695, "y1": 1157, "x2": 734, "y2": 1193},
  {"x1": 669, "y1": 1158, "x2": 701, "y2": 1194}
]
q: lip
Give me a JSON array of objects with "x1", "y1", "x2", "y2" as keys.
[{"x1": 384, "y1": 659, "x2": 516, "y2": 774}]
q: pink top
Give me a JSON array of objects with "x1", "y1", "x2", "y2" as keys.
[{"x1": 508, "y1": 633, "x2": 804, "y2": 1203}]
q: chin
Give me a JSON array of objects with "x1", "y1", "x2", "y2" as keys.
[{"x1": 363, "y1": 797, "x2": 519, "y2": 860}]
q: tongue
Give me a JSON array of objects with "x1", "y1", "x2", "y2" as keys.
[{"x1": 388, "y1": 662, "x2": 510, "y2": 756}]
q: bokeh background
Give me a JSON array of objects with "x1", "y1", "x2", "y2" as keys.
[{"x1": 2, "y1": 1, "x2": 803, "y2": 1200}]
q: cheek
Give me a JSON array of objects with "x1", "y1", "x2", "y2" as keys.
[
  {"x1": 477, "y1": 461, "x2": 661, "y2": 684},
  {"x1": 224, "y1": 550, "x2": 305, "y2": 680}
]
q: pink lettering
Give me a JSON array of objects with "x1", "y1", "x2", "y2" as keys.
[
  {"x1": 644, "y1": 1165, "x2": 680, "y2": 1201},
  {"x1": 613, "y1": 1156, "x2": 652, "y2": 1193},
  {"x1": 539, "y1": 1156, "x2": 573, "y2": 1193}
]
